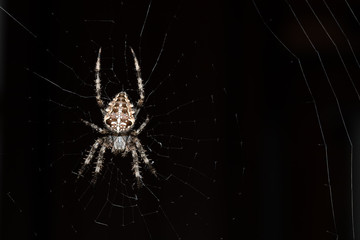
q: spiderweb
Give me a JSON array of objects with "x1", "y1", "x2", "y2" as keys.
[
  {"x1": 1, "y1": 0, "x2": 242, "y2": 240},
  {"x1": 7, "y1": 0, "x2": 360, "y2": 239},
  {"x1": 245, "y1": 0, "x2": 360, "y2": 239}
]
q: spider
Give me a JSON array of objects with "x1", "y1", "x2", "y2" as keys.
[{"x1": 78, "y1": 47, "x2": 156, "y2": 187}]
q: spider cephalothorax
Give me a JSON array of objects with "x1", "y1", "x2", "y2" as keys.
[{"x1": 78, "y1": 47, "x2": 156, "y2": 186}]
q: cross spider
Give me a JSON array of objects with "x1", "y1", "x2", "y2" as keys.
[{"x1": 78, "y1": 47, "x2": 156, "y2": 187}]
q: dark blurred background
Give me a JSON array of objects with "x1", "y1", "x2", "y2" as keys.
[{"x1": 2, "y1": 0, "x2": 360, "y2": 239}]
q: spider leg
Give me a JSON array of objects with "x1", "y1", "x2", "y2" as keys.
[
  {"x1": 134, "y1": 137, "x2": 156, "y2": 176},
  {"x1": 78, "y1": 138, "x2": 103, "y2": 178},
  {"x1": 135, "y1": 116, "x2": 149, "y2": 135},
  {"x1": 130, "y1": 147, "x2": 143, "y2": 187},
  {"x1": 81, "y1": 119, "x2": 108, "y2": 134},
  {"x1": 91, "y1": 143, "x2": 107, "y2": 184},
  {"x1": 95, "y1": 48, "x2": 105, "y2": 109},
  {"x1": 120, "y1": 136, "x2": 131, "y2": 157},
  {"x1": 129, "y1": 47, "x2": 145, "y2": 108}
]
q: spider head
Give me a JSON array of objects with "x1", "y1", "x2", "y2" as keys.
[
  {"x1": 103, "y1": 92, "x2": 136, "y2": 134},
  {"x1": 111, "y1": 136, "x2": 128, "y2": 153}
]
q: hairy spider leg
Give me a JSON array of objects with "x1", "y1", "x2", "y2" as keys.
[
  {"x1": 134, "y1": 137, "x2": 156, "y2": 176},
  {"x1": 78, "y1": 138, "x2": 103, "y2": 178},
  {"x1": 131, "y1": 147, "x2": 142, "y2": 187},
  {"x1": 91, "y1": 144, "x2": 107, "y2": 184},
  {"x1": 130, "y1": 47, "x2": 145, "y2": 108},
  {"x1": 81, "y1": 119, "x2": 108, "y2": 134},
  {"x1": 95, "y1": 48, "x2": 105, "y2": 110},
  {"x1": 135, "y1": 116, "x2": 149, "y2": 135}
]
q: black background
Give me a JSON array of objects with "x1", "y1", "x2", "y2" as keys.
[{"x1": 2, "y1": 0, "x2": 360, "y2": 240}]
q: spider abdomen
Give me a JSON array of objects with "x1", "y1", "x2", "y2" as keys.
[{"x1": 104, "y1": 92, "x2": 135, "y2": 133}]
